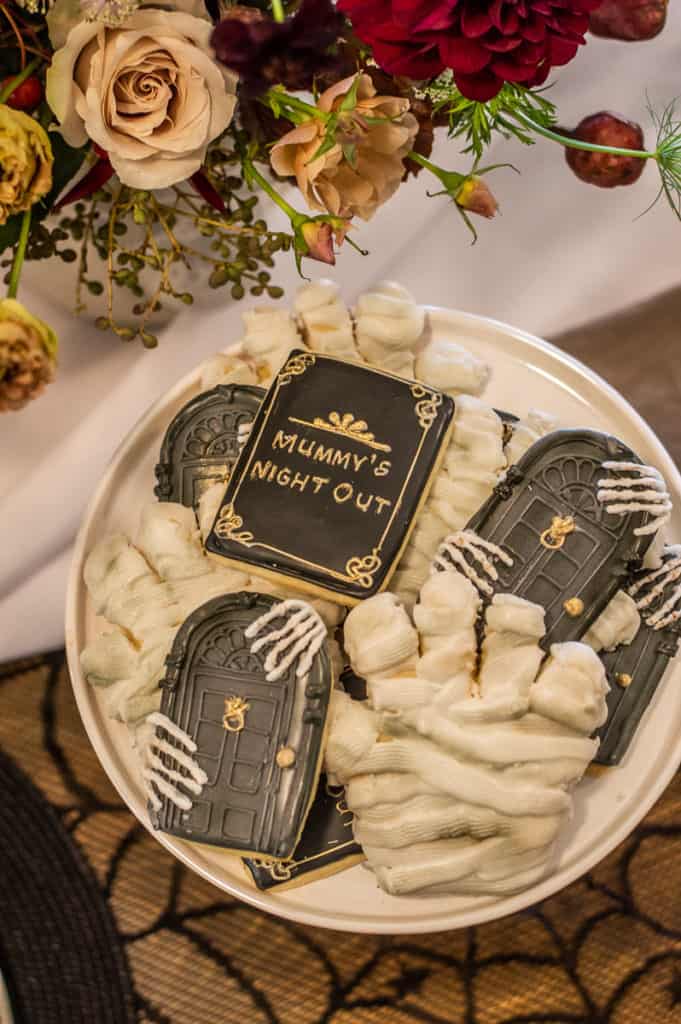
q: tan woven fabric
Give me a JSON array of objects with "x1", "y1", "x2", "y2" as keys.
[{"x1": 1, "y1": 656, "x2": 680, "y2": 1024}]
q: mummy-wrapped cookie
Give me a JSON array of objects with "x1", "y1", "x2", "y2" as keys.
[
  {"x1": 241, "y1": 307, "x2": 303, "y2": 381},
  {"x1": 391, "y1": 396, "x2": 506, "y2": 608},
  {"x1": 294, "y1": 280, "x2": 359, "y2": 362},
  {"x1": 435, "y1": 428, "x2": 672, "y2": 649},
  {"x1": 155, "y1": 384, "x2": 264, "y2": 509},
  {"x1": 326, "y1": 577, "x2": 609, "y2": 897},
  {"x1": 354, "y1": 282, "x2": 424, "y2": 378},
  {"x1": 82, "y1": 503, "x2": 250, "y2": 723},
  {"x1": 145, "y1": 592, "x2": 333, "y2": 859}
]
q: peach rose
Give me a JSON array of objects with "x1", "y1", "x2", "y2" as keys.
[
  {"x1": 46, "y1": 4, "x2": 237, "y2": 189},
  {"x1": 271, "y1": 73, "x2": 418, "y2": 221}
]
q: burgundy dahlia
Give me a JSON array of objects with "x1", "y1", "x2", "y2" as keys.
[
  {"x1": 212, "y1": 0, "x2": 345, "y2": 95},
  {"x1": 339, "y1": 0, "x2": 602, "y2": 100}
]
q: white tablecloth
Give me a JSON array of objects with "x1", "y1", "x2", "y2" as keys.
[{"x1": 3, "y1": 21, "x2": 681, "y2": 661}]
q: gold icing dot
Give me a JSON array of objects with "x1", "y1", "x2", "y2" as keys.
[
  {"x1": 563, "y1": 597, "x2": 584, "y2": 617},
  {"x1": 276, "y1": 747, "x2": 296, "y2": 769},
  {"x1": 616, "y1": 673, "x2": 633, "y2": 688}
]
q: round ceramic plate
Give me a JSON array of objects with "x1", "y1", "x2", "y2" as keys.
[{"x1": 65, "y1": 307, "x2": 681, "y2": 934}]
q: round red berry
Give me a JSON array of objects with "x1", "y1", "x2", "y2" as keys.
[
  {"x1": 1, "y1": 75, "x2": 43, "y2": 112},
  {"x1": 565, "y1": 112, "x2": 646, "y2": 189}
]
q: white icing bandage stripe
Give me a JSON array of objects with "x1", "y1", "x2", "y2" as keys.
[
  {"x1": 245, "y1": 599, "x2": 327, "y2": 681},
  {"x1": 597, "y1": 461, "x2": 672, "y2": 536},
  {"x1": 433, "y1": 530, "x2": 513, "y2": 596},
  {"x1": 143, "y1": 711, "x2": 208, "y2": 813}
]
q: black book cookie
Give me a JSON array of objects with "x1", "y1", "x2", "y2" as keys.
[
  {"x1": 595, "y1": 545, "x2": 681, "y2": 765},
  {"x1": 205, "y1": 350, "x2": 455, "y2": 605},
  {"x1": 144, "y1": 591, "x2": 332, "y2": 860},
  {"x1": 433, "y1": 429, "x2": 671, "y2": 649},
  {"x1": 243, "y1": 775, "x2": 363, "y2": 890},
  {"x1": 155, "y1": 384, "x2": 264, "y2": 509}
]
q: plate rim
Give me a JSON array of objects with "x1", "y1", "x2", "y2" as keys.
[{"x1": 65, "y1": 305, "x2": 681, "y2": 934}]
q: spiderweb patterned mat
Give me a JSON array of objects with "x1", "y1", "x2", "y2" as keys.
[{"x1": 2, "y1": 292, "x2": 681, "y2": 1023}]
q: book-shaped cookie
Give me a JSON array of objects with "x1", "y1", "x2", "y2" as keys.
[
  {"x1": 433, "y1": 429, "x2": 671, "y2": 649},
  {"x1": 145, "y1": 591, "x2": 332, "y2": 859},
  {"x1": 205, "y1": 351, "x2": 455, "y2": 605},
  {"x1": 595, "y1": 545, "x2": 681, "y2": 765},
  {"x1": 155, "y1": 384, "x2": 264, "y2": 509},
  {"x1": 243, "y1": 775, "x2": 363, "y2": 890}
]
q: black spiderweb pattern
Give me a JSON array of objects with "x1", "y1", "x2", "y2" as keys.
[{"x1": 1, "y1": 653, "x2": 681, "y2": 1024}]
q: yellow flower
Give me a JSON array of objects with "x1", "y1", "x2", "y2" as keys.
[
  {"x1": 0, "y1": 105, "x2": 53, "y2": 226},
  {"x1": 0, "y1": 299, "x2": 57, "y2": 412}
]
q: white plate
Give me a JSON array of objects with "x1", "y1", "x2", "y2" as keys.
[{"x1": 65, "y1": 307, "x2": 681, "y2": 934}]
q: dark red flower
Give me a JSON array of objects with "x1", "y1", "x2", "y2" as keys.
[
  {"x1": 339, "y1": 0, "x2": 602, "y2": 100},
  {"x1": 211, "y1": 0, "x2": 345, "y2": 95}
]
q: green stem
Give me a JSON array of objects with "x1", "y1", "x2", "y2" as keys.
[
  {"x1": 0, "y1": 57, "x2": 41, "y2": 105},
  {"x1": 271, "y1": 0, "x2": 285, "y2": 22},
  {"x1": 262, "y1": 88, "x2": 327, "y2": 121},
  {"x1": 243, "y1": 157, "x2": 302, "y2": 224},
  {"x1": 408, "y1": 150, "x2": 466, "y2": 190},
  {"x1": 512, "y1": 110, "x2": 658, "y2": 161},
  {"x1": 7, "y1": 209, "x2": 31, "y2": 300}
]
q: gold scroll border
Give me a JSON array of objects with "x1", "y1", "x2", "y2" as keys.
[{"x1": 212, "y1": 352, "x2": 451, "y2": 598}]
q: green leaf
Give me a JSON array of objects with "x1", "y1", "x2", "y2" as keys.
[
  {"x1": 44, "y1": 130, "x2": 89, "y2": 210},
  {"x1": 420, "y1": 75, "x2": 557, "y2": 161},
  {"x1": 342, "y1": 142, "x2": 358, "y2": 169},
  {"x1": 307, "y1": 122, "x2": 338, "y2": 165},
  {"x1": 338, "y1": 74, "x2": 362, "y2": 113}
]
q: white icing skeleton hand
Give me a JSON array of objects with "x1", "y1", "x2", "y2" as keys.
[
  {"x1": 139, "y1": 712, "x2": 208, "y2": 812},
  {"x1": 327, "y1": 571, "x2": 609, "y2": 897},
  {"x1": 245, "y1": 599, "x2": 327, "y2": 681}
]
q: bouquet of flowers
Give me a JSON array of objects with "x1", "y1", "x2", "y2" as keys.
[{"x1": 0, "y1": 0, "x2": 677, "y2": 410}]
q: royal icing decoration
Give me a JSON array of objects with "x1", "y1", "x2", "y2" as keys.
[
  {"x1": 597, "y1": 461, "x2": 672, "y2": 536},
  {"x1": 245, "y1": 599, "x2": 328, "y2": 681}
]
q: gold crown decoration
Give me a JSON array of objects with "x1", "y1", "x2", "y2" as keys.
[{"x1": 289, "y1": 411, "x2": 392, "y2": 452}]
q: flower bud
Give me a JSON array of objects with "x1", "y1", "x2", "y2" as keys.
[
  {"x1": 0, "y1": 299, "x2": 57, "y2": 412},
  {"x1": 455, "y1": 177, "x2": 499, "y2": 219},
  {"x1": 589, "y1": 0, "x2": 667, "y2": 40},
  {"x1": 298, "y1": 217, "x2": 351, "y2": 267},
  {"x1": 301, "y1": 221, "x2": 336, "y2": 265},
  {"x1": 564, "y1": 112, "x2": 645, "y2": 188}
]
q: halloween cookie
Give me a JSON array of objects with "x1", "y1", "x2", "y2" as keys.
[
  {"x1": 206, "y1": 350, "x2": 455, "y2": 605},
  {"x1": 155, "y1": 384, "x2": 264, "y2": 510},
  {"x1": 145, "y1": 592, "x2": 333, "y2": 860},
  {"x1": 325, "y1": 570, "x2": 609, "y2": 897},
  {"x1": 433, "y1": 428, "x2": 671, "y2": 648},
  {"x1": 243, "y1": 774, "x2": 363, "y2": 890}
]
